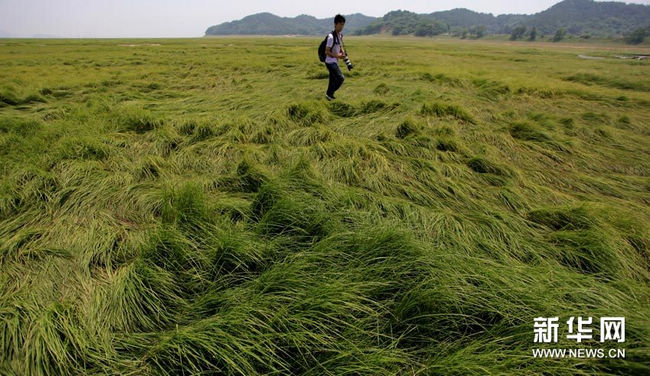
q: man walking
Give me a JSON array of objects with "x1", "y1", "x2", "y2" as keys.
[{"x1": 324, "y1": 14, "x2": 346, "y2": 101}]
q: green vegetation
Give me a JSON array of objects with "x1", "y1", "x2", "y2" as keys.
[
  {"x1": 0, "y1": 36, "x2": 649, "y2": 375},
  {"x1": 553, "y1": 28, "x2": 568, "y2": 42},
  {"x1": 420, "y1": 101, "x2": 475, "y2": 124},
  {"x1": 510, "y1": 25, "x2": 527, "y2": 41},
  {"x1": 625, "y1": 26, "x2": 650, "y2": 45}
]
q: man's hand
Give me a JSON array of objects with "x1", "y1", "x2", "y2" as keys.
[{"x1": 326, "y1": 46, "x2": 345, "y2": 59}]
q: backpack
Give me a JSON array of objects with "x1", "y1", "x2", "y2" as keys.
[{"x1": 318, "y1": 30, "x2": 340, "y2": 62}]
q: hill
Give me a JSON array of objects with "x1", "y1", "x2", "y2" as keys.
[
  {"x1": 205, "y1": 12, "x2": 376, "y2": 35},
  {"x1": 526, "y1": 0, "x2": 650, "y2": 36},
  {"x1": 204, "y1": 0, "x2": 650, "y2": 39},
  {"x1": 357, "y1": 0, "x2": 650, "y2": 37}
]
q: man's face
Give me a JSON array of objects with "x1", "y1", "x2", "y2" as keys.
[{"x1": 335, "y1": 22, "x2": 345, "y2": 32}]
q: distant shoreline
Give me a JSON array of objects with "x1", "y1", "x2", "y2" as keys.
[{"x1": 3, "y1": 35, "x2": 646, "y2": 51}]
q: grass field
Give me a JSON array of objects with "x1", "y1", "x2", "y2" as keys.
[{"x1": 1, "y1": 36, "x2": 649, "y2": 375}]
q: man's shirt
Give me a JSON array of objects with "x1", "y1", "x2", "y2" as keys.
[{"x1": 325, "y1": 31, "x2": 343, "y2": 64}]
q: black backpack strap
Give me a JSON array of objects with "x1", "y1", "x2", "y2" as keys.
[{"x1": 331, "y1": 30, "x2": 339, "y2": 47}]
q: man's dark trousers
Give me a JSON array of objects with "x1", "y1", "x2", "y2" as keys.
[{"x1": 325, "y1": 61, "x2": 344, "y2": 97}]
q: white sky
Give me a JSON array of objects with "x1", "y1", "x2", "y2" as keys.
[{"x1": 0, "y1": 0, "x2": 648, "y2": 38}]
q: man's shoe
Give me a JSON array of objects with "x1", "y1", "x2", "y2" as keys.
[{"x1": 325, "y1": 94, "x2": 335, "y2": 101}]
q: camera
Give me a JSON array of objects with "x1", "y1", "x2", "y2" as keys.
[{"x1": 343, "y1": 53, "x2": 354, "y2": 70}]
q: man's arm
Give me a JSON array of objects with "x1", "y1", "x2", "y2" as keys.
[
  {"x1": 326, "y1": 45, "x2": 345, "y2": 58},
  {"x1": 325, "y1": 46, "x2": 339, "y2": 58}
]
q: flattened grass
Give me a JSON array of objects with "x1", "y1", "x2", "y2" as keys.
[{"x1": 0, "y1": 36, "x2": 649, "y2": 375}]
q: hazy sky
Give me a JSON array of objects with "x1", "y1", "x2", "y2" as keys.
[{"x1": 1, "y1": 0, "x2": 649, "y2": 38}]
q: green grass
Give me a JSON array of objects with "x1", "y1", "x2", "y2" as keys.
[{"x1": 0, "y1": 36, "x2": 649, "y2": 375}]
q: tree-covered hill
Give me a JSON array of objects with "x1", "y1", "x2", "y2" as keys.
[
  {"x1": 204, "y1": 0, "x2": 650, "y2": 40},
  {"x1": 355, "y1": 0, "x2": 650, "y2": 37},
  {"x1": 205, "y1": 12, "x2": 376, "y2": 36}
]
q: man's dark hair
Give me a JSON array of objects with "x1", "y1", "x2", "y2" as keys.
[{"x1": 334, "y1": 14, "x2": 346, "y2": 24}]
